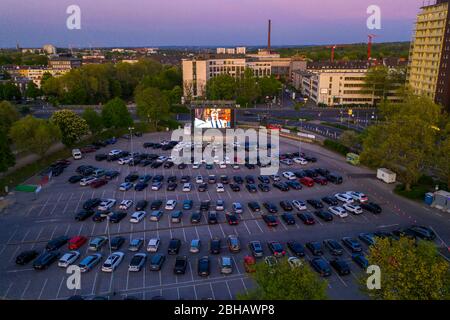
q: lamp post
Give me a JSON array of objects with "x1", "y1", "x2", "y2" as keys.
[
  {"x1": 128, "y1": 126, "x2": 134, "y2": 156},
  {"x1": 106, "y1": 216, "x2": 115, "y2": 298}
]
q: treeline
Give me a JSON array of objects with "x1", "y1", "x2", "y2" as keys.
[
  {"x1": 42, "y1": 59, "x2": 182, "y2": 105},
  {"x1": 202, "y1": 69, "x2": 283, "y2": 106},
  {"x1": 0, "y1": 52, "x2": 48, "y2": 66},
  {"x1": 277, "y1": 42, "x2": 410, "y2": 61}
]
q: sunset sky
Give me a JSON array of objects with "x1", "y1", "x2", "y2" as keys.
[{"x1": 0, "y1": 0, "x2": 425, "y2": 47}]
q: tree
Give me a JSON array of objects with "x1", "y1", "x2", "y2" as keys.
[
  {"x1": 339, "y1": 130, "x2": 362, "y2": 151},
  {"x1": 82, "y1": 107, "x2": 104, "y2": 134},
  {"x1": 50, "y1": 110, "x2": 89, "y2": 147},
  {"x1": 0, "y1": 82, "x2": 21, "y2": 101},
  {"x1": 434, "y1": 120, "x2": 450, "y2": 188},
  {"x1": 360, "y1": 91, "x2": 442, "y2": 191},
  {"x1": 25, "y1": 82, "x2": 41, "y2": 100},
  {"x1": 259, "y1": 76, "x2": 282, "y2": 99},
  {"x1": 101, "y1": 98, "x2": 133, "y2": 129},
  {"x1": 0, "y1": 128, "x2": 15, "y2": 173},
  {"x1": 237, "y1": 258, "x2": 328, "y2": 300},
  {"x1": 135, "y1": 87, "x2": 170, "y2": 129},
  {"x1": 0, "y1": 100, "x2": 20, "y2": 132},
  {"x1": 9, "y1": 116, "x2": 61, "y2": 158},
  {"x1": 236, "y1": 69, "x2": 261, "y2": 107},
  {"x1": 206, "y1": 74, "x2": 237, "y2": 100},
  {"x1": 360, "y1": 237, "x2": 450, "y2": 300},
  {"x1": 363, "y1": 66, "x2": 406, "y2": 104}
]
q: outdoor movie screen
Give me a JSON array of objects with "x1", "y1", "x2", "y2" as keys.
[{"x1": 193, "y1": 108, "x2": 233, "y2": 129}]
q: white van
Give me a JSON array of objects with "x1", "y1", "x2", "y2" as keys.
[{"x1": 72, "y1": 149, "x2": 82, "y2": 160}]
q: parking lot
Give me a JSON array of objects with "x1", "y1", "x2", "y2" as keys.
[{"x1": 0, "y1": 131, "x2": 449, "y2": 300}]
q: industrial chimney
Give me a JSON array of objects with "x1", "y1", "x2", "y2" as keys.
[{"x1": 268, "y1": 19, "x2": 271, "y2": 52}]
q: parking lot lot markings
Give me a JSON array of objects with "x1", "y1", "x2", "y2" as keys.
[
  {"x1": 20, "y1": 280, "x2": 32, "y2": 300},
  {"x1": 38, "y1": 278, "x2": 49, "y2": 300}
]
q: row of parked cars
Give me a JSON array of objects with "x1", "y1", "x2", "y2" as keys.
[{"x1": 15, "y1": 225, "x2": 437, "y2": 277}]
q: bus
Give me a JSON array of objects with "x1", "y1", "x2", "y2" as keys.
[{"x1": 346, "y1": 153, "x2": 360, "y2": 166}]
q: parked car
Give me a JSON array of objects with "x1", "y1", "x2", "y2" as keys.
[
  {"x1": 149, "y1": 254, "x2": 166, "y2": 271},
  {"x1": 310, "y1": 258, "x2": 332, "y2": 277},
  {"x1": 197, "y1": 256, "x2": 210, "y2": 277},
  {"x1": 78, "y1": 254, "x2": 102, "y2": 272},
  {"x1": 323, "y1": 239, "x2": 344, "y2": 255},
  {"x1": 16, "y1": 250, "x2": 39, "y2": 265},
  {"x1": 342, "y1": 237, "x2": 363, "y2": 252},
  {"x1": 33, "y1": 251, "x2": 60, "y2": 270},
  {"x1": 101, "y1": 252, "x2": 125, "y2": 272},
  {"x1": 174, "y1": 256, "x2": 188, "y2": 274},
  {"x1": 46, "y1": 236, "x2": 69, "y2": 251},
  {"x1": 306, "y1": 241, "x2": 323, "y2": 256},
  {"x1": 249, "y1": 241, "x2": 264, "y2": 258},
  {"x1": 128, "y1": 253, "x2": 147, "y2": 272},
  {"x1": 287, "y1": 241, "x2": 305, "y2": 257}
]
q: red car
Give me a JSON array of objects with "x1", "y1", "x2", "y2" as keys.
[
  {"x1": 299, "y1": 177, "x2": 315, "y2": 187},
  {"x1": 68, "y1": 236, "x2": 87, "y2": 250},
  {"x1": 226, "y1": 213, "x2": 239, "y2": 225},
  {"x1": 313, "y1": 176, "x2": 328, "y2": 186},
  {"x1": 90, "y1": 179, "x2": 108, "y2": 189},
  {"x1": 244, "y1": 256, "x2": 256, "y2": 273}
]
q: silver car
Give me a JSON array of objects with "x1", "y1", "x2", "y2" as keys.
[{"x1": 58, "y1": 251, "x2": 80, "y2": 268}]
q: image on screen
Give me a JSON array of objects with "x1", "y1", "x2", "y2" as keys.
[{"x1": 194, "y1": 108, "x2": 232, "y2": 129}]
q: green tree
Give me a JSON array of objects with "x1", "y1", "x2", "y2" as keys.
[
  {"x1": 25, "y1": 82, "x2": 41, "y2": 100},
  {"x1": 9, "y1": 115, "x2": 61, "y2": 158},
  {"x1": 435, "y1": 121, "x2": 450, "y2": 188},
  {"x1": 236, "y1": 69, "x2": 261, "y2": 107},
  {"x1": 50, "y1": 110, "x2": 89, "y2": 147},
  {"x1": 135, "y1": 87, "x2": 170, "y2": 129},
  {"x1": 101, "y1": 97, "x2": 133, "y2": 129},
  {"x1": 0, "y1": 100, "x2": 20, "y2": 132},
  {"x1": 259, "y1": 76, "x2": 282, "y2": 99},
  {"x1": 82, "y1": 107, "x2": 104, "y2": 135},
  {"x1": 339, "y1": 130, "x2": 362, "y2": 151},
  {"x1": 360, "y1": 237, "x2": 450, "y2": 300},
  {"x1": 360, "y1": 92, "x2": 441, "y2": 191},
  {"x1": 0, "y1": 128, "x2": 15, "y2": 173},
  {"x1": 0, "y1": 82, "x2": 21, "y2": 101},
  {"x1": 206, "y1": 74, "x2": 237, "y2": 100},
  {"x1": 363, "y1": 66, "x2": 406, "y2": 104},
  {"x1": 237, "y1": 258, "x2": 328, "y2": 300}
]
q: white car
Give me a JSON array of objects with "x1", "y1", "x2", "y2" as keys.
[
  {"x1": 98, "y1": 199, "x2": 116, "y2": 211},
  {"x1": 119, "y1": 200, "x2": 133, "y2": 210},
  {"x1": 58, "y1": 251, "x2": 80, "y2": 268},
  {"x1": 288, "y1": 257, "x2": 303, "y2": 268},
  {"x1": 216, "y1": 200, "x2": 225, "y2": 211},
  {"x1": 232, "y1": 164, "x2": 240, "y2": 169},
  {"x1": 232, "y1": 202, "x2": 243, "y2": 214},
  {"x1": 165, "y1": 200, "x2": 177, "y2": 210},
  {"x1": 195, "y1": 175, "x2": 204, "y2": 184},
  {"x1": 292, "y1": 200, "x2": 307, "y2": 211},
  {"x1": 80, "y1": 177, "x2": 97, "y2": 186},
  {"x1": 101, "y1": 252, "x2": 124, "y2": 272},
  {"x1": 157, "y1": 156, "x2": 168, "y2": 163},
  {"x1": 130, "y1": 211, "x2": 147, "y2": 223},
  {"x1": 108, "y1": 149, "x2": 122, "y2": 156},
  {"x1": 147, "y1": 238, "x2": 161, "y2": 252},
  {"x1": 329, "y1": 206, "x2": 349, "y2": 218},
  {"x1": 182, "y1": 183, "x2": 192, "y2": 192},
  {"x1": 334, "y1": 193, "x2": 355, "y2": 204},
  {"x1": 192, "y1": 162, "x2": 201, "y2": 169},
  {"x1": 343, "y1": 203, "x2": 363, "y2": 215},
  {"x1": 271, "y1": 175, "x2": 281, "y2": 181},
  {"x1": 280, "y1": 159, "x2": 293, "y2": 166},
  {"x1": 345, "y1": 191, "x2": 369, "y2": 203},
  {"x1": 216, "y1": 183, "x2": 225, "y2": 193},
  {"x1": 293, "y1": 157, "x2": 308, "y2": 165},
  {"x1": 118, "y1": 157, "x2": 132, "y2": 165},
  {"x1": 282, "y1": 171, "x2": 296, "y2": 180},
  {"x1": 219, "y1": 162, "x2": 227, "y2": 169},
  {"x1": 119, "y1": 182, "x2": 133, "y2": 191}
]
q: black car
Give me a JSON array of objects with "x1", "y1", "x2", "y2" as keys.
[
  {"x1": 109, "y1": 211, "x2": 127, "y2": 223},
  {"x1": 281, "y1": 213, "x2": 296, "y2": 225},
  {"x1": 342, "y1": 237, "x2": 362, "y2": 253},
  {"x1": 263, "y1": 202, "x2": 278, "y2": 213},
  {"x1": 287, "y1": 241, "x2": 305, "y2": 257},
  {"x1": 16, "y1": 250, "x2": 39, "y2": 265},
  {"x1": 143, "y1": 142, "x2": 154, "y2": 148},
  {"x1": 95, "y1": 154, "x2": 108, "y2": 161},
  {"x1": 286, "y1": 181, "x2": 302, "y2": 190},
  {"x1": 149, "y1": 254, "x2": 166, "y2": 271},
  {"x1": 174, "y1": 256, "x2": 188, "y2": 274},
  {"x1": 392, "y1": 228, "x2": 417, "y2": 240},
  {"x1": 280, "y1": 201, "x2": 293, "y2": 211},
  {"x1": 207, "y1": 211, "x2": 218, "y2": 224},
  {"x1": 83, "y1": 198, "x2": 101, "y2": 210},
  {"x1": 151, "y1": 162, "x2": 163, "y2": 169},
  {"x1": 125, "y1": 173, "x2": 139, "y2": 182},
  {"x1": 134, "y1": 182, "x2": 148, "y2": 191},
  {"x1": 167, "y1": 176, "x2": 177, "y2": 183},
  {"x1": 246, "y1": 184, "x2": 258, "y2": 193},
  {"x1": 150, "y1": 200, "x2": 163, "y2": 210},
  {"x1": 258, "y1": 183, "x2": 271, "y2": 192},
  {"x1": 46, "y1": 236, "x2": 69, "y2": 251},
  {"x1": 210, "y1": 238, "x2": 221, "y2": 254},
  {"x1": 314, "y1": 168, "x2": 330, "y2": 177},
  {"x1": 297, "y1": 212, "x2": 316, "y2": 225},
  {"x1": 110, "y1": 236, "x2": 125, "y2": 250},
  {"x1": 180, "y1": 175, "x2": 191, "y2": 183},
  {"x1": 220, "y1": 175, "x2": 230, "y2": 184},
  {"x1": 135, "y1": 200, "x2": 148, "y2": 211},
  {"x1": 230, "y1": 184, "x2": 240, "y2": 192},
  {"x1": 233, "y1": 176, "x2": 244, "y2": 184},
  {"x1": 322, "y1": 196, "x2": 339, "y2": 206},
  {"x1": 323, "y1": 239, "x2": 344, "y2": 256},
  {"x1": 198, "y1": 257, "x2": 210, "y2": 277},
  {"x1": 273, "y1": 182, "x2": 289, "y2": 192},
  {"x1": 167, "y1": 183, "x2": 177, "y2": 191},
  {"x1": 248, "y1": 202, "x2": 261, "y2": 212},
  {"x1": 141, "y1": 159, "x2": 153, "y2": 167},
  {"x1": 407, "y1": 226, "x2": 436, "y2": 241},
  {"x1": 326, "y1": 173, "x2": 343, "y2": 184},
  {"x1": 200, "y1": 201, "x2": 210, "y2": 211},
  {"x1": 68, "y1": 175, "x2": 83, "y2": 183},
  {"x1": 75, "y1": 209, "x2": 94, "y2": 221},
  {"x1": 190, "y1": 211, "x2": 202, "y2": 223},
  {"x1": 152, "y1": 175, "x2": 164, "y2": 183},
  {"x1": 164, "y1": 161, "x2": 174, "y2": 169},
  {"x1": 304, "y1": 169, "x2": 318, "y2": 178},
  {"x1": 360, "y1": 202, "x2": 382, "y2": 214},
  {"x1": 178, "y1": 163, "x2": 187, "y2": 170},
  {"x1": 198, "y1": 183, "x2": 208, "y2": 192},
  {"x1": 33, "y1": 251, "x2": 60, "y2": 270},
  {"x1": 314, "y1": 210, "x2": 333, "y2": 222},
  {"x1": 310, "y1": 258, "x2": 331, "y2": 277},
  {"x1": 168, "y1": 239, "x2": 182, "y2": 255},
  {"x1": 92, "y1": 211, "x2": 107, "y2": 222},
  {"x1": 330, "y1": 259, "x2": 351, "y2": 276},
  {"x1": 104, "y1": 171, "x2": 120, "y2": 180},
  {"x1": 307, "y1": 199, "x2": 323, "y2": 209},
  {"x1": 258, "y1": 176, "x2": 270, "y2": 184},
  {"x1": 245, "y1": 175, "x2": 255, "y2": 184},
  {"x1": 306, "y1": 242, "x2": 323, "y2": 256}
]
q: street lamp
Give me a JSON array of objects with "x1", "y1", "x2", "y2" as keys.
[{"x1": 128, "y1": 126, "x2": 135, "y2": 156}]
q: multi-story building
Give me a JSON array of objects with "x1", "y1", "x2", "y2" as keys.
[
  {"x1": 408, "y1": 0, "x2": 450, "y2": 110},
  {"x1": 48, "y1": 56, "x2": 82, "y2": 72}
]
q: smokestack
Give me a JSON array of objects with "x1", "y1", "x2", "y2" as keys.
[{"x1": 268, "y1": 19, "x2": 271, "y2": 51}]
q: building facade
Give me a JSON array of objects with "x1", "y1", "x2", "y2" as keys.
[
  {"x1": 408, "y1": 0, "x2": 450, "y2": 110},
  {"x1": 48, "y1": 57, "x2": 82, "y2": 72}
]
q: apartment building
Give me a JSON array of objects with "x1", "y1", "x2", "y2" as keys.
[
  {"x1": 48, "y1": 56, "x2": 82, "y2": 72},
  {"x1": 408, "y1": 0, "x2": 450, "y2": 110}
]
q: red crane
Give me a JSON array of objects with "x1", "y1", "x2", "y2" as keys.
[
  {"x1": 326, "y1": 45, "x2": 339, "y2": 62},
  {"x1": 367, "y1": 34, "x2": 377, "y2": 60}
]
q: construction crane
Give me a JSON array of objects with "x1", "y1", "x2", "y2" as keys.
[
  {"x1": 367, "y1": 34, "x2": 377, "y2": 60},
  {"x1": 326, "y1": 45, "x2": 339, "y2": 62}
]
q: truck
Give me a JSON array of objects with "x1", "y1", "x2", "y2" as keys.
[
  {"x1": 72, "y1": 149, "x2": 82, "y2": 160},
  {"x1": 376, "y1": 168, "x2": 396, "y2": 184}
]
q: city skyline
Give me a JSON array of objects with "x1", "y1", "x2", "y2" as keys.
[{"x1": 1, "y1": 0, "x2": 425, "y2": 48}]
